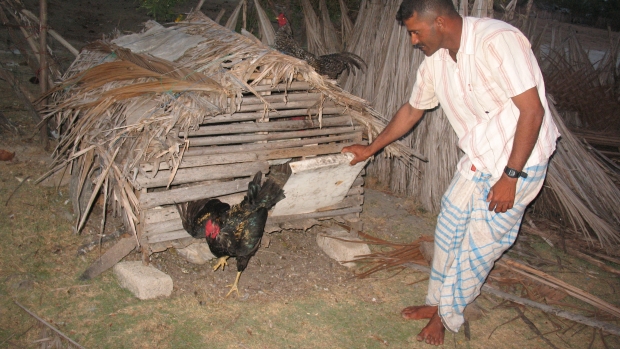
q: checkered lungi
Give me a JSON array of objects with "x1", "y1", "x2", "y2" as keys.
[{"x1": 427, "y1": 161, "x2": 549, "y2": 332}]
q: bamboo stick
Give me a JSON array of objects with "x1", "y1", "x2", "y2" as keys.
[
  {"x1": 184, "y1": 115, "x2": 353, "y2": 137},
  {"x1": 21, "y1": 9, "x2": 79, "y2": 56},
  {"x1": 14, "y1": 301, "x2": 86, "y2": 348},
  {"x1": 203, "y1": 107, "x2": 345, "y2": 124},
  {"x1": 498, "y1": 258, "x2": 620, "y2": 319},
  {"x1": 186, "y1": 133, "x2": 358, "y2": 153},
  {"x1": 141, "y1": 143, "x2": 351, "y2": 172},
  {"x1": 135, "y1": 161, "x2": 269, "y2": 189}
]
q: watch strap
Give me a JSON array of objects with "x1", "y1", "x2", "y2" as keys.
[{"x1": 504, "y1": 166, "x2": 528, "y2": 179}]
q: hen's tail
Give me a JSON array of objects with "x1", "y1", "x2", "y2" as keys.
[
  {"x1": 246, "y1": 171, "x2": 285, "y2": 210},
  {"x1": 319, "y1": 52, "x2": 366, "y2": 73}
]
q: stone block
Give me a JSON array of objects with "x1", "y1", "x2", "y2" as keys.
[
  {"x1": 316, "y1": 226, "x2": 371, "y2": 268},
  {"x1": 176, "y1": 242, "x2": 215, "y2": 265},
  {"x1": 114, "y1": 261, "x2": 173, "y2": 300}
]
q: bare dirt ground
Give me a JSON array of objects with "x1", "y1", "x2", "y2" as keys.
[{"x1": 1, "y1": 1, "x2": 620, "y2": 348}]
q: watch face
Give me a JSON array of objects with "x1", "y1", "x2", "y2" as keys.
[{"x1": 505, "y1": 168, "x2": 518, "y2": 178}]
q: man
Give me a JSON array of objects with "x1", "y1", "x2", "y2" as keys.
[{"x1": 342, "y1": 0, "x2": 560, "y2": 345}]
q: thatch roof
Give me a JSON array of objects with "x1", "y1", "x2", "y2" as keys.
[{"x1": 41, "y1": 11, "x2": 422, "y2": 238}]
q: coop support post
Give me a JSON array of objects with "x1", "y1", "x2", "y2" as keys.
[{"x1": 38, "y1": 0, "x2": 49, "y2": 149}]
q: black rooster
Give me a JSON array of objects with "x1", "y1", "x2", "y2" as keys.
[
  {"x1": 176, "y1": 172, "x2": 285, "y2": 297},
  {"x1": 275, "y1": 13, "x2": 366, "y2": 79}
]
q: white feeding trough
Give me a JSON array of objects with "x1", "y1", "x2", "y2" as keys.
[{"x1": 271, "y1": 153, "x2": 368, "y2": 216}]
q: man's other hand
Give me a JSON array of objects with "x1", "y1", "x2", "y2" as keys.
[{"x1": 486, "y1": 175, "x2": 518, "y2": 213}]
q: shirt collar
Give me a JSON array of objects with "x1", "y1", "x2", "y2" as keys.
[{"x1": 461, "y1": 17, "x2": 476, "y2": 55}]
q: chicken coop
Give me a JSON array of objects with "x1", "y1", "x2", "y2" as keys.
[{"x1": 45, "y1": 12, "x2": 411, "y2": 264}]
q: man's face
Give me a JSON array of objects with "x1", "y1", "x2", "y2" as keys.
[{"x1": 403, "y1": 12, "x2": 442, "y2": 56}]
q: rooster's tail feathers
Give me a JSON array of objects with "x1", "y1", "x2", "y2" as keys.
[
  {"x1": 247, "y1": 171, "x2": 262, "y2": 205},
  {"x1": 256, "y1": 179, "x2": 285, "y2": 208},
  {"x1": 320, "y1": 52, "x2": 366, "y2": 72}
]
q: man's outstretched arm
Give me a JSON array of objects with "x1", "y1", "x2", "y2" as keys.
[{"x1": 342, "y1": 102, "x2": 425, "y2": 165}]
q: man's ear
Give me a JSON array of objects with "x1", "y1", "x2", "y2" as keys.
[{"x1": 435, "y1": 15, "x2": 446, "y2": 30}]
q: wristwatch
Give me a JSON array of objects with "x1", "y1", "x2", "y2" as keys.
[{"x1": 504, "y1": 166, "x2": 528, "y2": 179}]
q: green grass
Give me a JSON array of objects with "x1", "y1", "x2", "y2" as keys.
[{"x1": 1, "y1": 145, "x2": 620, "y2": 349}]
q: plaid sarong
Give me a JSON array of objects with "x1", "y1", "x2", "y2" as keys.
[{"x1": 427, "y1": 161, "x2": 549, "y2": 332}]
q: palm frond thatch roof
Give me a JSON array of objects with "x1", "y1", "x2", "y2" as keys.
[{"x1": 42, "y1": 11, "x2": 420, "y2": 238}]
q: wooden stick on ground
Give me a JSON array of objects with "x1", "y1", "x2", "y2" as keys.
[
  {"x1": 14, "y1": 301, "x2": 86, "y2": 349},
  {"x1": 403, "y1": 262, "x2": 620, "y2": 337},
  {"x1": 498, "y1": 258, "x2": 620, "y2": 319}
]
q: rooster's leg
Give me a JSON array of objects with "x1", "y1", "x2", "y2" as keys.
[
  {"x1": 225, "y1": 271, "x2": 242, "y2": 297},
  {"x1": 213, "y1": 256, "x2": 229, "y2": 271}
]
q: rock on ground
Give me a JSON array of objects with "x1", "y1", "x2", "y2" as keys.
[
  {"x1": 316, "y1": 226, "x2": 371, "y2": 268},
  {"x1": 114, "y1": 261, "x2": 173, "y2": 300},
  {"x1": 176, "y1": 242, "x2": 215, "y2": 264}
]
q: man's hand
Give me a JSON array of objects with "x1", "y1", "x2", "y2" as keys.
[
  {"x1": 486, "y1": 175, "x2": 518, "y2": 213},
  {"x1": 341, "y1": 145, "x2": 372, "y2": 165}
]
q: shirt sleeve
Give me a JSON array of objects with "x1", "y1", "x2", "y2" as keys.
[
  {"x1": 409, "y1": 58, "x2": 439, "y2": 110},
  {"x1": 483, "y1": 30, "x2": 538, "y2": 98}
]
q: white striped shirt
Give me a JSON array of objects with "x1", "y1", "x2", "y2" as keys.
[{"x1": 409, "y1": 17, "x2": 560, "y2": 182}]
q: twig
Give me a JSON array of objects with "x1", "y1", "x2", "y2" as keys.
[
  {"x1": 13, "y1": 301, "x2": 86, "y2": 349},
  {"x1": 5, "y1": 176, "x2": 30, "y2": 206},
  {"x1": 488, "y1": 315, "x2": 519, "y2": 339},
  {"x1": 515, "y1": 306, "x2": 559, "y2": 349}
]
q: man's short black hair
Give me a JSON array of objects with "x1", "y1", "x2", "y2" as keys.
[{"x1": 396, "y1": 0, "x2": 458, "y2": 24}]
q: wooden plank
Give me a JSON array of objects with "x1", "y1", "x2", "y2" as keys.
[
  {"x1": 186, "y1": 126, "x2": 359, "y2": 147},
  {"x1": 203, "y1": 107, "x2": 346, "y2": 124},
  {"x1": 183, "y1": 115, "x2": 353, "y2": 137},
  {"x1": 79, "y1": 238, "x2": 137, "y2": 280},
  {"x1": 267, "y1": 206, "x2": 363, "y2": 224},
  {"x1": 147, "y1": 229, "x2": 191, "y2": 244},
  {"x1": 237, "y1": 92, "x2": 323, "y2": 106},
  {"x1": 271, "y1": 153, "x2": 368, "y2": 216},
  {"x1": 135, "y1": 161, "x2": 269, "y2": 189},
  {"x1": 140, "y1": 177, "x2": 252, "y2": 209},
  {"x1": 145, "y1": 206, "x2": 179, "y2": 225},
  {"x1": 238, "y1": 100, "x2": 338, "y2": 113},
  {"x1": 316, "y1": 195, "x2": 363, "y2": 212},
  {"x1": 251, "y1": 81, "x2": 312, "y2": 93},
  {"x1": 145, "y1": 216, "x2": 183, "y2": 235},
  {"x1": 141, "y1": 143, "x2": 352, "y2": 172},
  {"x1": 186, "y1": 133, "x2": 359, "y2": 156},
  {"x1": 144, "y1": 192, "x2": 246, "y2": 225},
  {"x1": 346, "y1": 186, "x2": 364, "y2": 196}
]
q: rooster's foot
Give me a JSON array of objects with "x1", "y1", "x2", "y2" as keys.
[
  {"x1": 225, "y1": 271, "x2": 242, "y2": 297},
  {"x1": 213, "y1": 256, "x2": 229, "y2": 271}
]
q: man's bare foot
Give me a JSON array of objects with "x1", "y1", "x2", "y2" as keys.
[
  {"x1": 416, "y1": 311, "x2": 445, "y2": 346},
  {"x1": 401, "y1": 305, "x2": 438, "y2": 320}
]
